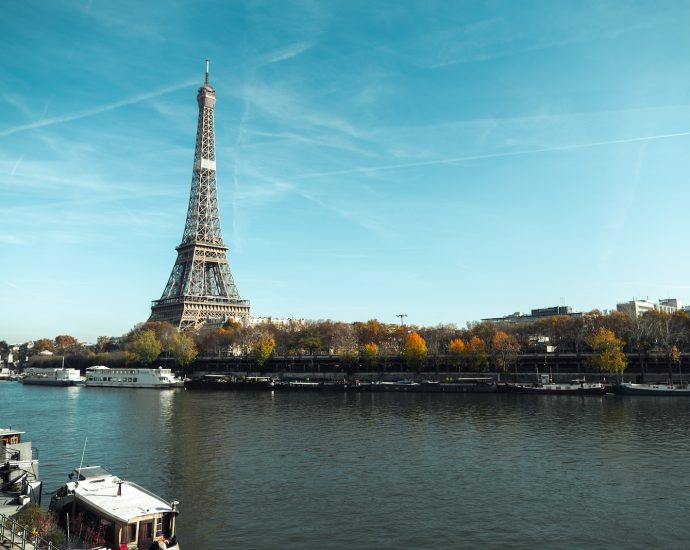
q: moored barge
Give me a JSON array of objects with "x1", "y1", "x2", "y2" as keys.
[{"x1": 50, "y1": 465, "x2": 180, "y2": 550}]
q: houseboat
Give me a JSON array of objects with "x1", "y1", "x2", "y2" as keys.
[
  {"x1": 0, "y1": 428, "x2": 42, "y2": 517},
  {"x1": 50, "y1": 465, "x2": 180, "y2": 550},
  {"x1": 0, "y1": 367, "x2": 14, "y2": 381},
  {"x1": 364, "y1": 378, "x2": 497, "y2": 393},
  {"x1": 185, "y1": 374, "x2": 276, "y2": 390},
  {"x1": 21, "y1": 366, "x2": 84, "y2": 386},
  {"x1": 505, "y1": 374, "x2": 607, "y2": 395},
  {"x1": 616, "y1": 382, "x2": 690, "y2": 396},
  {"x1": 85, "y1": 366, "x2": 184, "y2": 389}
]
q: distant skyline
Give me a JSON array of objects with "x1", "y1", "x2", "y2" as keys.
[{"x1": 3, "y1": 1, "x2": 690, "y2": 343}]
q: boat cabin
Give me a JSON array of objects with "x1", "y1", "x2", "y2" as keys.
[
  {"x1": 0, "y1": 428, "x2": 41, "y2": 511},
  {"x1": 51, "y1": 466, "x2": 178, "y2": 550}
]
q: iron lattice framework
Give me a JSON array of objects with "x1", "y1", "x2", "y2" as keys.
[{"x1": 149, "y1": 62, "x2": 249, "y2": 330}]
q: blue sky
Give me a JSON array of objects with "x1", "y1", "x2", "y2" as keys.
[{"x1": 3, "y1": 1, "x2": 690, "y2": 344}]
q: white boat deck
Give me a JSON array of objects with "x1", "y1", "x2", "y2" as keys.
[{"x1": 69, "y1": 467, "x2": 174, "y2": 523}]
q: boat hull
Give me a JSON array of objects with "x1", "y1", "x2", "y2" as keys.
[
  {"x1": 365, "y1": 381, "x2": 497, "y2": 393},
  {"x1": 185, "y1": 379, "x2": 275, "y2": 390},
  {"x1": 22, "y1": 379, "x2": 82, "y2": 386},
  {"x1": 85, "y1": 381, "x2": 184, "y2": 389},
  {"x1": 616, "y1": 383, "x2": 690, "y2": 396},
  {"x1": 505, "y1": 383, "x2": 607, "y2": 395}
]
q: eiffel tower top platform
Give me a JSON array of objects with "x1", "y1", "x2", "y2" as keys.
[{"x1": 149, "y1": 61, "x2": 250, "y2": 331}]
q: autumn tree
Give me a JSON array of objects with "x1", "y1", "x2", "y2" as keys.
[
  {"x1": 197, "y1": 324, "x2": 240, "y2": 357},
  {"x1": 464, "y1": 336, "x2": 489, "y2": 371},
  {"x1": 447, "y1": 338, "x2": 465, "y2": 371},
  {"x1": 33, "y1": 338, "x2": 55, "y2": 353},
  {"x1": 354, "y1": 319, "x2": 387, "y2": 347},
  {"x1": 361, "y1": 342, "x2": 379, "y2": 371},
  {"x1": 251, "y1": 333, "x2": 275, "y2": 371},
  {"x1": 586, "y1": 328, "x2": 627, "y2": 378},
  {"x1": 402, "y1": 332, "x2": 427, "y2": 373},
  {"x1": 327, "y1": 322, "x2": 355, "y2": 373},
  {"x1": 54, "y1": 335, "x2": 79, "y2": 355},
  {"x1": 491, "y1": 331, "x2": 521, "y2": 373},
  {"x1": 129, "y1": 330, "x2": 161, "y2": 365},
  {"x1": 671, "y1": 344, "x2": 683, "y2": 382}
]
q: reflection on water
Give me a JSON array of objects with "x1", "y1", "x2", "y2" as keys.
[{"x1": 2, "y1": 385, "x2": 690, "y2": 548}]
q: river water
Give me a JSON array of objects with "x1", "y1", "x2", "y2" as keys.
[{"x1": 2, "y1": 383, "x2": 690, "y2": 549}]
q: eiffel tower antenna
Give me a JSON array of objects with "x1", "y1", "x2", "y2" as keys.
[{"x1": 149, "y1": 61, "x2": 250, "y2": 331}]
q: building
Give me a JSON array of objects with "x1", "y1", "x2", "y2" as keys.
[
  {"x1": 482, "y1": 305, "x2": 582, "y2": 325},
  {"x1": 616, "y1": 298, "x2": 681, "y2": 318},
  {"x1": 149, "y1": 61, "x2": 250, "y2": 330}
]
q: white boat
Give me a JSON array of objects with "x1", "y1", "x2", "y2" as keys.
[
  {"x1": 0, "y1": 367, "x2": 14, "y2": 381},
  {"x1": 506, "y1": 375, "x2": 607, "y2": 395},
  {"x1": 21, "y1": 366, "x2": 85, "y2": 386},
  {"x1": 0, "y1": 428, "x2": 42, "y2": 517},
  {"x1": 50, "y1": 465, "x2": 180, "y2": 550},
  {"x1": 616, "y1": 382, "x2": 690, "y2": 396},
  {"x1": 85, "y1": 366, "x2": 184, "y2": 388}
]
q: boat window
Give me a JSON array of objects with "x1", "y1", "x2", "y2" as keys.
[{"x1": 155, "y1": 516, "x2": 163, "y2": 537}]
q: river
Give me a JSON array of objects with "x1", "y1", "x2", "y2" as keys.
[{"x1": 2, "y1": 383, "x2": 690, "y2": 549}]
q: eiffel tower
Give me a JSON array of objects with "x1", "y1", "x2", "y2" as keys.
[{"x1": 149, "y1": 61, "x2": 250, "y2": 330}]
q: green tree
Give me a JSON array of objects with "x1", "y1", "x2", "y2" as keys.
[
  {"x1": 130, "y1": 330, "x2": 161, "y2": 365},
  {"x1": 139, "y1": 321, "x2": 178, "y2": 354},
  {"x1": 586, "y1": 327, "x2": 627, "y2": 378},
  {"x1": 251, "y1": 333, "x2": 275, "y2": 371},
  {"x1": 402, "y1": 332, "x2": 427, "y2": 373},
  {"x1": 169, "y1": 332, "x2": 198, "y2": 367}
]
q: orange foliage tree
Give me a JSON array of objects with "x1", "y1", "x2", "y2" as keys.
[
  {"x1": 447, "y1": 338, "x2": 465, "y2": 371},
  {"x1": 491, "y1": 331, "x2": 521, "y2": 373},
  {"x1": 403, "y1": 332, "x2": 427, "y2": 372},
  {"x1": 465, "y1": 336, "x2": 488, "y2": 371}
]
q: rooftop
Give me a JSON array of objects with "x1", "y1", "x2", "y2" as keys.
[{"x1": 70, "y1": 466, "x2": 175, "y2": 523}]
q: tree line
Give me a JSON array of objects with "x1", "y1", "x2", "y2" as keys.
[{"x1": 10, "y1": 308, "x2": 690, "y2": 376}]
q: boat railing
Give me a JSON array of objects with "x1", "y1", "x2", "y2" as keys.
[{"x1": 0, "y1": 512, "x2": 58, "y2": 549}]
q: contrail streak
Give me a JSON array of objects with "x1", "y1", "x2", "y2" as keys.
[
  {"x1": 0, "y1": 80, "x2": 197, "y2": 138},
  {"x1": 289, "y1": 130, "x2": 690, "y2": 180}
]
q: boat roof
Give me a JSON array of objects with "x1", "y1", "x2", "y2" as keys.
[
  {"x1": 0, "y1": 428, "x2": 24, "y2": 437},
  {"x1": 72, "y1": 466, "x2": 175, "y2": 523}
]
